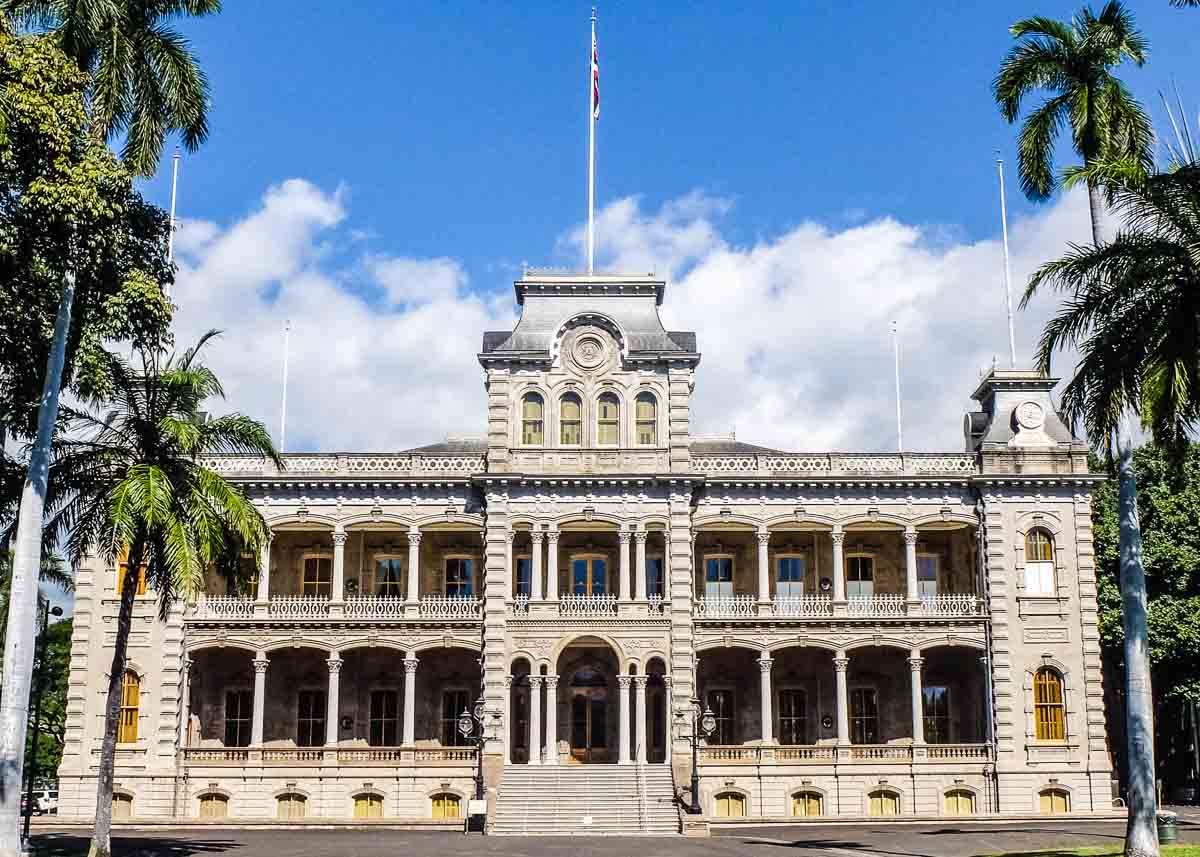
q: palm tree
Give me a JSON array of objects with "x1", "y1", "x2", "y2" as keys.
[
  {"x1": 1021, "y1": 163, "x2": 1200, "y2": 857},
  {"x1": 993, "y1": 1, "x2": 1153, "y2": 246},
  {"x1": 44, "y1": 331, "x2": 279, "y2": 857},
  {"x1": 3, "y1": 0, "x2": 220, "y2": 176}
]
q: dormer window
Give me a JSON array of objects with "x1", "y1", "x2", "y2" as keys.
[
  {"x1": 560, "y1": 393, "x2": 582, "y2": 445},
  {"x1": 597, "y1": 393, "x2": 620, "y2": 446},
  {"x1": 521, "y1": 392, "x2": 544, "y2": 445},
  {"x1": 635, "y1": 392, "x2": 657, "y2": 445}
]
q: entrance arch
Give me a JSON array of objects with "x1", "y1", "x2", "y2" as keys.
[{"x1": 555, "y1": 639, "x2": 623, "y2": 764}]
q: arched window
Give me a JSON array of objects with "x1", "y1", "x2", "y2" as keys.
[
  {"x1": 943, "y1": 788, "x2": 975, "y2": 816},
  {"x1": 1039, "y1": 787, "x2": 1070, "y2": 814},
  {"x1": 714, "y1": 791, "x2": 746, "y2": 817},
  {"x1": 1024, "y1": 528, "x2": 1056, "y2": 594},
  {"x1": 792, "y1": 790, "x2": 822, "y2": 817},
  {"x1": 277, "y1": 792, "x2": 307, "y2": 819},
  {"x1": 354, "y1": 793, "x2": 383, "y2": 818},
  {"x1": 199, "y1": 793, "x2": 228, "y2": 818},
  {"x1": 521, "y1": 393, "x2": 544, "y2": 445},
  {"x1": 118, "y1": 671, "x2": 140, "y2": 743},
  {"x1": 1033, "y1": 668, "x2": 1067, "y2": 741},
  {"x1": 111, "y1": 793, "x2": 133, "y2": 819},
  {"x1": 560, "y1": 393, "x2": 582, "y2": 445},
  {"x1": 597, "y1": 393, "x2": 620, "y2": 445},
  {"x1": 868, "y1": 789, "x2": 900, "y2": 816},
  {"x1": 431, "y1": 792, "x2": 461, "y2": 819},
  {"x1": 635, "y1": 392, "x2": 657, "y2": 445}
]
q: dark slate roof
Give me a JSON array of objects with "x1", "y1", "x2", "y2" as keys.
[
  {"x1": 401, "y1": 438, "x2": 488, "y2": 454},
  {"x1": 667, "y1": 331, "x2": 697, "y2": 352},
  {"x1": 481, "y1": 331, "x2": 510, "y2": 354},
  {"x1": 689, "y1": 439, "x2": 784, "y2": 455}
]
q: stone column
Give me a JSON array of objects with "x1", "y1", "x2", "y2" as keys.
[
  {"x1": 756, "y1": 528, "x2": 771, "y2": 604},
  {"x1": 527, "y1": 676, "x2": 542, "y2": 765},
  {"x1": 619, "y1": 530, "x2": 632, "y2": 602},
  {"x1": 618, "y1": 674, "x2": 632, "y2": 764},
  {"x1": 251, "y1": 651, "x2": 269, "y2": 746},
  {"x1": 545, "y1": 529, "x2": 559, "y2": 601},
  {"x1": 909, "y1": 648, "x2": 925, "y2": 745},
  {"x1": 503, "y1": 675, "x2": 513, "y2": 763},
  {"x1": 402, "y1": 655, "x2": 418, "y2": 746},
  {"x1": 634, "y1": 675, "x2": 648, "y2": 763},
  {"x1": 331, "y1": 528, "x2": 347, "y2": 603},
  {"x1": 504, "y1": 530, "x2": 515, "y2": 601},
  {"x1": 634, "y1": 530, "x2": 648, "y2": 601},
  {"x1": 662, "y1": 676, "x2": 674, "y2": 762},
  {"x1": 530, "y1": 531, "x2": 544, "y2": 601},
  {"x1": 543, "y1": 675, "x2": 559, "y2": 765},
  {"x1": 326, "y1": 654, "x2": 342, "y2": 746},
  {"x1": 178, "y1": 657, "x2": 193, "y2": 749},
  {"x1": 833, "y1": 649, "x2": 850, "y2": 746},
  {"x1": 406, "y1": 529, "x2": 421, "y2": 605},
  {"x1": 758, "y1": 651, "x2": 774, "y2": 744},
  {"x1": 831, "y1": 527, "x2": 846, "y2": 603},
  {"x1": 904, "y1": 527, "x2": 919, "y2": 603},
  {"x1": 256, "y1": 535, "x2": 272, "y2": 605}
]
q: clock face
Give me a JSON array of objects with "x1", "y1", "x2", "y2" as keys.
[{"x1": 1016, "y1": 401, "x2": 1045, "y2": 431}]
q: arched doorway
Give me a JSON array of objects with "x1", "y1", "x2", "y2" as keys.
[{"x1": 555, "y1": 638, "x2": 622, "y2": 764}]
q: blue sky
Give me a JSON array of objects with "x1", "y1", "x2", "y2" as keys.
[{"x1": 157, "y1": 2, "x2": 1200, "y2": 454}]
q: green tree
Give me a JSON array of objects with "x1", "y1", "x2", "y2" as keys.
[
  {"x1": 993, "y1": 1, "x2": 1153, "y2": 246},
  {"x1": 45, "y1": 331, "x2": 278, "y2": 857},
  {"x1": 1022, "y1": 163, "x2": 1200, "y2": 856},
  {"x1": 0, "y1": 33, "x2": 171, "y2": 853},
  {"x1": 3, "y1": 0, "x2": 220, "y2": 177}
]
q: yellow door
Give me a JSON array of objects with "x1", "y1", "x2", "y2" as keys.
[
  {"x1": 715, "y1": 792, "x2": 746, "y2": 817},
  {"x1": 354, "y1": 794, "x2": 382, "y2": 818},
  {"x1": 432, "y1": 793, "x2": 460, "y2": 819},
  {"x1": 943, "y1": 790, "x2": 974, "y2": 816},
  {"x1": 111, "y1": 794, "x2": 132, "y2": 819},
  {"x1": 869, "y1": 790, "x2": 899, "y2": 816},
  {"x1": 792, "y1": 792, "x2": 821, "y2": 817},
  {"x1": 199, "y1": 794, "x2": 228, "y2": 818},
  {"x1": 1040, "y1": 789, "x2": 1069, "y2": 814}
]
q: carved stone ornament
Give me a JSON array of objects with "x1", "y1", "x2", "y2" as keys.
[
  {"x1": 1015, "y1": 401, "x2": 1045, "y2": 431},
  {"x1": 1009, "y1": 400, "x2": 1054, "y2": 448},
  {"x1": 562, "y1": 326, "x2": 618, "y2": 376}
]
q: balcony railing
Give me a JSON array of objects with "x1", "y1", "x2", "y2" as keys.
[
  {"x1": 694, "y1": 594, "x2": 757, "y2": 619},
  {"x1": 182, "y1": 746, "x2": 478, "y2": 767},
  {"x1": 846, "y1": 594, "x2": 906, "y2": 618},
  {"x1": 692, "y1": 452, "x2": 978, "y2": 478},
  {"x1": 269, "y1": 595, "x2": 330, "y2": 620},
  {"x1": 192, "y1": 594, "x2": 255, "y2": 620},
  {"x1": 417, "y1": 595, "x2": 483, "y2": 620},
  {"x1": 187, "y1": 594, "x2": 482, "y2": 621},
  {"x1": 558, "y1": 593, "x2": 619, "y2": 617},
  {"x1": 201, "y1": 452, "x2": 485, "y2": 479},
  {"x1": 692, "y1": 593, "x2": 981, "y2": 619},
  {"x1": 698, "y1": 743, "x2": 991, "y2": 764},
  {"x1": 344, "y1": 595, "x2": 407, "y2": 620},
  {"x1": 771, "y1": 595, "x2": 834, "y2": 618},
  {"x1": 918, "y1": 594, "x2": 983, "y2": 617}
]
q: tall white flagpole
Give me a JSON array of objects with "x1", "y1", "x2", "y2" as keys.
[
  {"x1": 165, "y1": 148, "x2": 181, "y2": 297},
  {"x1": 280, "y1": 319, "x2": 291, "y2": 453},
  {"x1": 892, "y1": 320, "x2": 903, "y2": 453},
  {"x1": 587, "y1": 8, "x2": 597, "y2": 274},
  {"x1": 997, "y1": 156, "x2": 1017, "y2": 368}
]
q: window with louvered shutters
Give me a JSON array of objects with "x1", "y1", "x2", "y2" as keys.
[
  {"x1": 560, "y1": 394, "x2": 582, "y2": 445},
  {"x1": 431, "y1": 793, "x2": 460, "y2": 818},
  {"x1": 597, "y1": 393, "x2": 620, "y2": 445},
  {"x1": 1033, "y1": 668, "x2": 1066, "y2": 741},
  {"x1": 943, "y1": 789, "x2": 975, "y2": 815},
  {"x1": 868, "y1": 790, "x2": 899, "y2": 816},
  {"x1": 792, "y1": 791, "x2": 822, "y2": 817},
  {"x1": 277, "y1": 793, "x2": 306, "y2": 819},
  {"x1": 715, "y1": 792, "x2": 746, "y2": 817},
  {"x1": 1024, "y1": 528, "x2": 1056, "y2": 594},
  {"x1": 1039, "y1": 788, "x2": 1070, "y2": 814},
  {"x1": 118, "y1": 672, "x2": 140, "y2": 743},
  {"x1": 635, "y1": 393, "x2": 657, "y2": 445},
  {"x1": 199, "y1": 793, "x2": 228, "y2": 818},
  {"x1": 521, "y1": 393, "x2": 544, "y2": 445},
  {"x1": 354, "y1": 794, "x2": 383, "y2": 818},
  {"x1": 111, "y1": 794, "x2": 133, "y2": 818}
]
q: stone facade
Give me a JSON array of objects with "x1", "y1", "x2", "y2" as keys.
[{"x1": 56, "y1": 273, "x2": 1113, "y2": 826}]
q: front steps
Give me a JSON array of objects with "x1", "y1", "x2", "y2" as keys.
[{"x1": 492, "y1": 763, "x2": 680, "y2": 835}]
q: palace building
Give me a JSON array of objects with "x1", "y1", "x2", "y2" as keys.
[{"x1": 56, "y1": 272, "x2": 1114, "y2": 832}]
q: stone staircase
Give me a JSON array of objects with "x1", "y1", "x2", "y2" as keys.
[{"x1": 491, "y1": 764, "x2": 680, "y2": 835}]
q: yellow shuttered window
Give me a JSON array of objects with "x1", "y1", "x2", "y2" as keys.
[
  {"x1": 1033, "y1": 668, "x2": 1067, "y2": 741},
  {"x1": 943, "y1": 789, "x2": 975, "y2": 816},
  {"x1": 277, "y1": 793, "x2": 306, "y2": 819},
  {"x1": 431, "y1": 793, "x2": 460, "y2": 819},
  {"x1": 111, "y1": 794, "x2": 133, "y2": 818},
  {"x1": 117, "y1": 671, "x2": 140, "y2": 743},
  {"x1": 1039, "y1": 788, "x2": 1070, "y2": 814},
  {"x1": 715, "y1": 792, "x2": 746, "y2": 817},
  {"x1": 868, "y1": 790, "x2": 899, "y2": 816},
  {"x1": 792, "y1": 791, "x2": 822, "y2": 817},
  {"x1": 199, "y1": 794, "x2": 228, "y2": 818},
  {"x1": 354, "y1": 794, "x2": 383, "y2": 818}
]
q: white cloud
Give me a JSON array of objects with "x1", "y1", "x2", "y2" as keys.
[
  {"x1": 171, "y1": 176, "x2": 1091, "y2": 455},
  {"x1": 171, "y1": 179, "x2": 514, "y2": 452},
  {"x1": 569, "y1": 188, "x2": 1092, "y2": 452}
]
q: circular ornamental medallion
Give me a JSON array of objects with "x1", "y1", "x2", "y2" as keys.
[
  {"x1": 1015, "y1": 401, "x2": 1045, "y2": 431},
  {"x1": 571, "y1": 333, "x2": 608, "y2": 371}
]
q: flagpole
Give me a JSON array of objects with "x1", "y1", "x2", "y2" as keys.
[
  {"x1": 996, "y1": 155, "x2": 1016, "y2": 368},
  {"x1": 892, "y1": 320, "x2": 903, "y2": 453},
  {"x1": 587, "y1": 8, "x2": 596, "y2": 274},
  {"x1": 165, "y1": 148, "x2": 180, "y2": 297}
]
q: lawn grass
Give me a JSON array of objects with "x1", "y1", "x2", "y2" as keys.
[{"x1": 987, "y1": 846, "x2": 1200, "y2": 857}]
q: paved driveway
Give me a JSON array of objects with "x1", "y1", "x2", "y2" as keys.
[{"x1": 28, "y1": 816, "x2": 1200, "y2": 857}]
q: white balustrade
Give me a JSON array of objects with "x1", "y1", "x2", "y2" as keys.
[
  {"x1": 343, "y1": 595, "x2": 407, "y2": 620},
  {"x1": 771, "y1": 595, "x2": 833, "y2": 618},
  {"x1": 691, "y1": 452, "x2": 977, "y2": 478},
  {"x1": 849, "y1": 744, "x2": 912, "y2": 761},
  {"x1": 268, "y1": 595, "x2": 330, "y2": 620},
  {"x1": 693, "y1": 594, "x2": 757, "y2": 619},
  {"x1": 846, "y1": 594, "x2": 907, "y2": 618},
  {"x1": 918, "y1": 593, "x2": 982, "y2": 617},
  {"x1": 508, "y1": 594, "x2": 530, "y2": 616},
  {"x1": 775, "y1": 745, "x2": 837, "y2": 762},
  {"x1": 191, "y1": 594, "x2": 255, "y2": 620},
  {"x1": 925, "y1": 743, "x2": 991, "y2": 760},
  {"x1": 647, "y1": 594, "x2": 666, "y2": 616},
  {"x1": 413, "y1": 747, "x2": 477, "y2": 763},
  {"x1": 558, "y1": 593, "x2": 619, "y2": 617},
  {"x1": 198, "y1": 453, "x2": 485, "y2": 479},
  {"x1": 418, "y1": 595, "x2": 482, "y2": 620}
]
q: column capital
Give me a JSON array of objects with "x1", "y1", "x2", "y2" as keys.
[
  {"x1": 617, "y1": 675, "x2": 632, "y2": 689},
  {"x1": 756, "y1": 530, "x2": 771, "y2": 545},
  {"x1": 833, "y1": 656, "x2": 849, "y2": 673},
  {"x1": 908, "y1": 656, "x2": 924, "y2": 671},
  {"x1": 618, "y1": 531, "x2": 632, "y2": 545},
  {"x1": 183, "y1": 656, "x2": 194, "y2": 671},
  {"x1": 831, "y1": 530, "x2": 845, "y2": 546},
  {"x1": 503, "y1": 675, "x2": 513, "y2": 689},
  {"x1": 757, "y1": 656, "x2": 774, "y2": 672},
  {"x1": 904, "y1": 529, "x2": 918, "y2": 545},
  {"x1": 252, "y1": 658, "x2": 270, "y2": 674},
  {"x1": 634, "y1": 530, "x2": 648, "y2": 544},
  {"x1": 632, "y1": 675, "x2": 648, "y2": 688},
  {"x1": 528, "y1": 675, "x2": 543, "y2": 687},
  {"x1": 327, "y1": 656, "x2": 343, "y2": 673},
  {"x1": 403, "y1": 657, "x2": 419, "y2": 674},
  {"x1": 505, "y1": 529, "x2": 516, "y2": 545},
  {"x1": 544, "y1": 674, "x2": 559, "y2": 689},
  {"x1": 545, "y1": 530, "x2": 560, "y2": 545},
  {"x1": 408, "y1": 529, "x2": 422, "y2": 544},
  {"x1": 332, "y1": 531, "x2": 348, "y2": 547},
  {"x1": 530, "y1": 530, "x2": 545, "y2": 545}
]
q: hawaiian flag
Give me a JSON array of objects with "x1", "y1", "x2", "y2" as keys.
[{"x1": 591, "y1": 29, "x2": 600, "y2": 120}]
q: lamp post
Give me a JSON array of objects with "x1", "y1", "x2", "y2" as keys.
[
  {"x1": 676, "y1": 697, "x2": 716, "y2": 815},
  {"x1": 22, "y1": 601, "x2": 63, "y2": 847}
]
